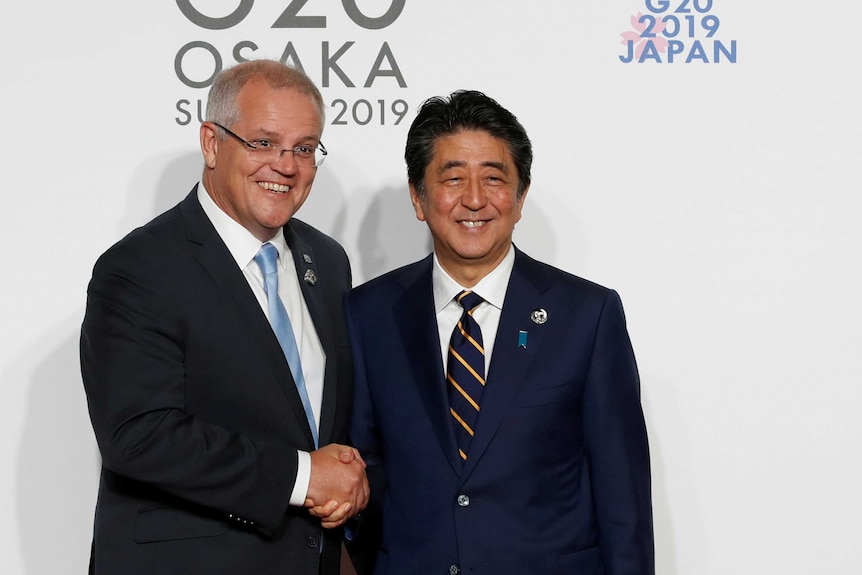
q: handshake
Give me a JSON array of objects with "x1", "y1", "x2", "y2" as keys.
[{"x1": 304, "y1": 443, "x2": 370, "y2": 528}]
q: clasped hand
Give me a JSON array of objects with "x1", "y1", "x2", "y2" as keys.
[{"x1": 304, "y1": 443, "x2": 369, "y2": 528}]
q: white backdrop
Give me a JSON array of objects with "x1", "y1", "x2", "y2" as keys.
[{"x1": 2, "y1": 1, "x2": 861, "y2": 574}]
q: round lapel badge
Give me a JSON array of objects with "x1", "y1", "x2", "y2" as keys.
[{"x1": 531, "y1": 308, "x2": 548, "y2": 324}]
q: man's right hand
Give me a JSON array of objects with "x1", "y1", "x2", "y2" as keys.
[{"x1": 305, "y1": 444, "x2": 369, "y2": 528}]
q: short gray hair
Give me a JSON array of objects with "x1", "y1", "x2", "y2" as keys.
[{"x1": 205, "y1": 60, "x2": 324, "y2": 128}]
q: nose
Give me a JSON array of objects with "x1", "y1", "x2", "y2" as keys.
[
  {"x1": 462, "y1": 179, "x2": 487, "y2": 210},
  {"x1": 269, "y1": 149, "x2": 299, "y2": 175}
]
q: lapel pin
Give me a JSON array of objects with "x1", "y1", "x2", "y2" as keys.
[
  {"x1": 531, "y1": 308, "x2": 548, "y2": 325},
  {"x1": 303, "y1": 269, "x2": 317, "y2": 285},
  {"x1": 518, "y1": 330, "x2": 528, "y2": 349},
  {"x1": 302, "y1": 253, "x2": 313, "y2": 264}
]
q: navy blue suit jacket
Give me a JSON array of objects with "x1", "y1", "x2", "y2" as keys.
[
  {"x1": 81, "y1": 189, "x2": 354, "y2": 575},
  {"x1": 347, "y1": 248, "x2": 654, "y2": 575}
]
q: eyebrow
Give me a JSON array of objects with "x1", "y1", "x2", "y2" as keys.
[
  {"x1": 248, "y1": 128, "x2": 320, "y2": 143},
  {"x1": 438, "y1": 160, "x2": 510, "y2": 172},
  {"x1": 246, "y1": 127, "x2": 280, "y2": 139}
]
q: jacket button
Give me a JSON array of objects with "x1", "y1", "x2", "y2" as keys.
[
  {"x1": 449, "y1": 565, "x2": 461, "y2": 575},
  {"x1": 457, "y1": 494, "x2": 470, "y2": 507},
  {"x1": 306, "y1": 535, "x2": 320, "y2": 548}
]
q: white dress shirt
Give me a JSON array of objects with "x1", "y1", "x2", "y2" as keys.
[
  {"x1": 432, "y1": 246, "x2": 516, "y2": 376},
  {"x1": 198, "y1": 183, "x2": 323, "y2": 506}
]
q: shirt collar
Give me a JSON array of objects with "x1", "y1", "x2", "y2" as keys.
[
  {"x1": 432, "y1": 245, "x2": 515, "y2": 313},
  {"x1": 197, "y1": 182, "x2": 288, "y2": 271}
]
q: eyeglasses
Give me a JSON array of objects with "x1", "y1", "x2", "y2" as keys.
[{"x1": 212, "y1": 122, "x2": 327, "y2": 167}]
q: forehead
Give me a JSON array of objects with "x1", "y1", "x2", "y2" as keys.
[
  {"x1": 429, "y1": 130, "x2": 514, "y2": 168},
  {"x1": 234, "y1": 80, "x2": 323, "y2": 134}
]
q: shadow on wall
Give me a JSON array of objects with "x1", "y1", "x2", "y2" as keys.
[
  {"x1": 288, "y1": 163, "x2": 350, "y2": 254},
  {"x1": 354, "y1": 184, "x2": 432, "y2": 282},
  {"x1": 12, "y1": 152, "x2": 203, "y2": 575},
  {"x1": 510, "y1": 194, "x2": 559, "y2": 268},
  {"x1": 14, "y1": 315, "x2": 100, "y2": 575},
  {"x1": 121, "y1": 151, "x2": 203, "y2": 235},
  {"x1": 298, "y1": 171, "x2": 432, "y2": 285}
]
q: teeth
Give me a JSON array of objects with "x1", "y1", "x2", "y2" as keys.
[
  {"x1": 460, "y1": 220, "x2": 485, "y2": 228},
  {"x1": 259, "y1": 182, "x2": 290, "y2": 193}
]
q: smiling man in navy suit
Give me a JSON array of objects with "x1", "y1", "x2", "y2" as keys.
[
  {"x1": 347, "y1": 90, "x2": 654, "y2": 574},
  {"x1": 81, "y1": 60, "x2": 368, "y2": 575}
]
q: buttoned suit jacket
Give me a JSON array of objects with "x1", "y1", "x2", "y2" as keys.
[
  {"x1": 80, "y1": 188, "x2": 354, "y2": 575},
  {"x1": 347, "y1": 248, "x2": 654, "y2": 575}
]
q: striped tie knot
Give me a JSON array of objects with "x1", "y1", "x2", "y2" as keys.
[{"x1": 457, "y1": 290, "x2": 484, "y2": 314}]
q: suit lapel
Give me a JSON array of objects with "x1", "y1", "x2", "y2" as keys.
[
  {"x1": 284, "y1": 223, "x2": 337, "y2": 446},
  {"x1": 462, "y1": 248, "x2": 552, "y2": 478},
  {"x1": 394, "y1": 257, "x2": 463, "y2": 474},
  {"x1": 181, "y1": 190, "x2": 317, "y2": 449}
]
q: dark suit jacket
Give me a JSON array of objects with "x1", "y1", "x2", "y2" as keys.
[
  {"x1": 347, "y1": 248, "x2": 654, "y2": 575},
  {"x1": 80, "y1": 188, "x2": 354, "y2": 575}
]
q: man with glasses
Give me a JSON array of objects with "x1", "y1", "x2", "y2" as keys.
[{"x1": 81, "y1": 60, "x2": 367, "y2": 575}]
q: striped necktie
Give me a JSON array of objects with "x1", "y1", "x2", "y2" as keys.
[
  {"x1": 254, "y1": 242, "x2": 318, "y2": 448},
  {"x1": 446, "y1": 290, "x2": 485, "y2": 462}
]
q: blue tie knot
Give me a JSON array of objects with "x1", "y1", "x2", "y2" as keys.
[{"x1": 254, "y1": 242, "x2": 279, "y2": 278}]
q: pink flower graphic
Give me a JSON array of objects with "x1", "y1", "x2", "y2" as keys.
[{"x1": 620, "y1": 12, "x2": 668, "y2": 60}]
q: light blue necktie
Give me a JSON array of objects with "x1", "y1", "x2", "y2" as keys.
[{"x1": 254, "y1": 242, "x2": 318, "y2": 448}]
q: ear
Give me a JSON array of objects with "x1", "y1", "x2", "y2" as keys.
[
  {"x1": 514, "y1": 184, "x2": 529, "y2": 223},
  {"x1": 200, "y1": 122, "x2": 219, "y2": 169},
  {"x1": 409, "y1": 183, "x2": 426, "y2": 222}
]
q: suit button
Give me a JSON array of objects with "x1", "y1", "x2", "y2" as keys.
[
  {"x1": 457, "y1": 494, "x2": 470, "y2": 507},
  {"x1": 306, "y1": 535, "x2": 320, "y2": 548},
  {"x1": 449, "y1": 565, "x2": 461, "y2": 575}
]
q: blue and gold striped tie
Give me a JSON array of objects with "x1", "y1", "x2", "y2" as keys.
[{"x1": 447, "y1": 290, "x2": 485, "y2": 462}]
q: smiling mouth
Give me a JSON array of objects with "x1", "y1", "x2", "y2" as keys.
[
  {"x1": 459, "y1": 220, "x2": 486, "y2": 228},
  {"x1": 259, "y1": 182, "x2": 291, "y2": 194}
]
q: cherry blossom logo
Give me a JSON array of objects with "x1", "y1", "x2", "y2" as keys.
[
  {"x1": 620, "y1": 12, "x2": 668, "y2": 60},
  {"x1": 618, "y1": 2, "x2": 738, "y2": 64}
]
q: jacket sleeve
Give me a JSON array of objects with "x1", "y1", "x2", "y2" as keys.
[
  {"x1": 583, "y1": 289, "x2": 655, "y2": 574},
  {"x1": 80, "y1": 247, "x2": 297, "y2": 532},
  {"x1": 343, "y1": 291, "x2": 385, "y2": 572}
]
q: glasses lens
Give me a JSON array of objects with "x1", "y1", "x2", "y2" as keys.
[
  {"x1": 249, "y1": 148, "x2": 283, "y2": 164},
  {"x1": 245, "y1": 143, "x2": 325, "y2": 167},
  {"x1": 313, "y1": 147, "x2": 326, "y2": 167},
  {"x1": 292, "y1": 147, "x2": 316, "y2": 167}
]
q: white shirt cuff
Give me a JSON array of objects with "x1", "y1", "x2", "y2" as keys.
[{"x1": 289, "y1": 450, "x2": 312, "y2": 506}]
